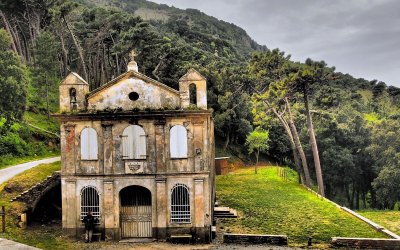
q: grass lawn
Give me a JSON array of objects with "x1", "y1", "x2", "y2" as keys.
[
  {"x1": 0, "y1": 161, "x2": 74, "y2": 249},
  {"x1": 216, "y1": 166, "x2": 387, "y2": 247},
  {"x1": 358, "y1": 210, "x2": 400, "y2": 235}
]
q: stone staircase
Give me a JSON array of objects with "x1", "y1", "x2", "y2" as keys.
[{"x1": 214, "y1": 206, "x2": 237, "y2": 219}]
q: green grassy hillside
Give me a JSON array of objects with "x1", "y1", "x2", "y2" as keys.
[
  {"x1": 0, "y1": 111, "x2": 59, "y2": 170},
  {"x1": 358, "y1": 210, "x2": 400, "y2": 235},
  {"x1": 216, "y1": 166, "x2": 387, "y2": 247}
]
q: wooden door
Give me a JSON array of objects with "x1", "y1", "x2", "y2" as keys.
[{"x1": 120, "y1": 186, "x2": 152, "y2": 238}]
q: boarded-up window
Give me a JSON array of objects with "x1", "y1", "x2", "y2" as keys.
[
  {"x1": 81, "y1": 128, "x2": 98, "y2": 160},
  {"x1": 122, "y1": 125, "x2": 147, "y2": 159},
  {"x1": 171, "y1": 184, "x2": 190, "y2": 223},
  {"x1": 80, "y1": 186, "x2": 100, "y2": 222},
  {"x1": 170, "y1": 125, "x2": 188, "y2": 158}
]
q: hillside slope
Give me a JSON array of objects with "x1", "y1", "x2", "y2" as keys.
[
  {"x1": 216, "y1": 166, "x2": 387, "y2": 246},
  {"x1": 78, "y1": 0, "x2": 267, "y2": 58}
]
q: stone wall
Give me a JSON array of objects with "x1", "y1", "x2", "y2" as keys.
[
  {"x1": 331, "y1": 237, "x2": 400, "y2": 249},
  {"x1": 223, "y1": 233, "x2": 288, "y2": 245},
  {"x1": 12, "y1": 171, "x2": 61, "y2": 213}
]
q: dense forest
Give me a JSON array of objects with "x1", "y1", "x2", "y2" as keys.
[{"x1": 0, "y1": 0, "x2": 399, "y2": 210}]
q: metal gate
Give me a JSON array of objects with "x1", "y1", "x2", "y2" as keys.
[{"x1": 120, "y1": 186, "x2": 152, "y2": 238}]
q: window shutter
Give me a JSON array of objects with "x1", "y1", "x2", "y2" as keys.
[
  {"x1": 81, "y1": 128, "x2": 98, "y2": 160},
  {"x1": 88, "y1": 129, "x2": 98, "y2": 160},
  {"x1": 170, "y1": 125, "x2": 188, "y2": 158},
  {"x1": 122, "y1": 125, "x2": 147, "y2": 159},
  {"x1": 121, "y1": 135, "x2": 128, "y2": 158}
]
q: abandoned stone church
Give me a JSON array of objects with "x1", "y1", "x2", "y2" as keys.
[{"x1": 55, "y1": 56, "x2": 215, "y2": 242}]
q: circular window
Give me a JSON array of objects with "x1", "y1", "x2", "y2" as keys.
[{"x1": 128, "y1": 92, "x2": 139, "y2": 101}]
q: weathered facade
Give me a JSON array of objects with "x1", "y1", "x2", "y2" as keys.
[{"x1": 55, "y1": 58, "x2": 215, "y2": 242}]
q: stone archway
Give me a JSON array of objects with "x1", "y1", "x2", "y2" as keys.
[{"x1": 119, "y1": 185, "x2": 152, "y2": 238}]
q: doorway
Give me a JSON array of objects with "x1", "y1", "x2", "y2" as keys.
[{"x1": 120, "y1": 186, "x2": 152, "y2": 238}]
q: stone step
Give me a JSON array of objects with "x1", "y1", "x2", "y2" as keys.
[{"x1": 215, "y1": 215, "x2": 237, "y2": 218}]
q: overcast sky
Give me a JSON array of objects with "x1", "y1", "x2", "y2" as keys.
[{"x1": 151, "y1": 0, "x2": 400, "y2": 87}]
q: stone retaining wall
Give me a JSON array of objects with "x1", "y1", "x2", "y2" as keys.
[
  {"x1": 223, "y1": 233, "x2": 288, "y2": 245},
  {"x1": 332, "y1": 237, "x2": 400, "y2": 249},
  {"x1": 303, "y1": 186, "x2": 400, "y2": 239}
]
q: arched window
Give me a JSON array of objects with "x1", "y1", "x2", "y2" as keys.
[
  {"x1": 170, "y1": 125, "x2": 188, "y2": 158},
  {"x1": 189, "y1": 83, "x2": 197, "y2": 105},
  {"x1": 80, "y1": 186, "x2": 100, "y2": 222},
  {"x1": 171, "y1": 184, "x2": 190, "y2": 223},
  {"x1": 70, "y1": 88, "x2": 77, "y2": 110},
  {"x1": 81, "y1": 128, "x2": 98, "y2": 160},
  {"x1": 122, "y1": 125, "x2": 147, "y2": 159}
]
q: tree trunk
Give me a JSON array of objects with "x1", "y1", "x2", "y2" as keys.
[
  {"x1": 252, "y1": 88, "x2": 305, "y2": 184},
  {"x1": 271, "y1": 106, "x2": 305, "y2": 183},
  {"x1": 255, "y1": 150, "x2": 259, "y2": 174},
  {"x1": 58, "y1": 25, "x2": 69, "y2": 77},
  {"x1": 63, "y1": 16, "x2": 89, "y2": 81},
  {"x1": 362, "y1": 191, "x2": 367, "y2": 209},
  {"x1": 223, "y1": 132, "x2": 230, "y2": 151},
  {"x1": 345, "y1": 184, "x2": 351, "y2": 207},
  {"x1": 109, "y1": 33, "x2": 120, "y2": 74},
  {"x1": 46, "y1": 74, "x2": 50, "y2": 119},
  {"x1": 16, "y1": 21, "x2": 30, "y2": 62},
  {"x1": 0, "y1": 10, "x2": 18, "y2": 53},
  {"x1": 350, "y1": 182, "x2": 356, "y2": 209},
  {"x1": 356, "y1": 188, "x2": 360, "y2": 210},
  {"x1": 285, "y1": 98, "x2": 312, "y2": 187},
  {"x1": 304, "y1": 86, "x2": 325, "y2": 196}
]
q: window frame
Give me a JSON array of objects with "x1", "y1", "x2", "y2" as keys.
[
  {"x1": 170, "y1": 183, "x2": 191, "y2": 224},
  {"x1": 80, "y1": 186, "x2": 100, "y2": 224},
  {"x1": 170, "y1": 125, "x2": 188, "y2": 159},
  {"x1": 80, "y1": 127, "x2": 98, "y2": 160}
]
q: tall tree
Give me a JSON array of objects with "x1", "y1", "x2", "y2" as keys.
[
  {"x1": 289, "y1": 59, "x2": 331, "y2": 196},
  {"x1": 32, "y1": 31, "x2": 60, "y2": 118},
  {"x1": 249, "y1": 50, "x2": 312, "y2": 187},
  {"x1": 0, "y1": 29, "x2": 28, "y2": 123}
]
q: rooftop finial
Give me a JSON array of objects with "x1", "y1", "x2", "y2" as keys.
[{"x1": 127, "y1": 50, "x2": 138, "y2": 72}]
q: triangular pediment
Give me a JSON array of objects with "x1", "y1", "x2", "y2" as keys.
[
  {"x1": 179, "y1": 68, "x2": 206, "y2": 82},
  {"x1": 61, "y1": 72, "x2": 88, "y2": 85},
  {"x1": 89, "y1": 71, "x2": 179, "y2": 98},
  {"x1": 87, "y1": 71, "x2": 180, "y2": 111}
]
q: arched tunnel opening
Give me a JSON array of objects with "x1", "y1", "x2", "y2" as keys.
[{"x1": 29, "y1": 182, "x2": 62, "y2": 225}]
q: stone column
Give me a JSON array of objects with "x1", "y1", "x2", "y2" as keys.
[
  {"x1": 156, "y1": 178, "x2": 167, "y2": 239},
  {"x1": 102, "y1": 123, "x2": 113, "y2": 175},
  {"x1": 103, "y1": 180, "x2": 115, "y2": 240},
  {"x1": 154, "y1": 119, "x2": 166, "y2": 173},
  {"x1": 62, "y1": 179, "x2": 77, "y2": 237},
  {"x1": 194, "y1": 178, "x2": 205, "y2": 227},
  {"x1": 62, "y1": 124, "x2": 76, "y2": 174},
  {"x1": 192, "y1": 120, "x2": 204, "y2": 172},
  {"x1": 194, "y1": 178, "x2": 206, "y2": 241}
]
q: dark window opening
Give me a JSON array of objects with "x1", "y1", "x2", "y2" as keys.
[
  {"x1": 70, "y1": 88, "x2": 77, "y2": 110},
  {"x1": 189, "y1": 84, "x2": 197, "y2": 105},
  {"x1": 129, "y1": 92, "x2": 139, "y2": 101}
]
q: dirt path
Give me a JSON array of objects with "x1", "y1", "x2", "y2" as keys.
[{"x1": 0, "y1": 156, "x2": 60, "y2": 185}]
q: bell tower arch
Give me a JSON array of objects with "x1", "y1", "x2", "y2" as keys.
[
  {"x1": 179, "y1": 69, "x2": 207, "y2": 110},
  {"x1": 59, "y1": 72, "x2": 89, "y2": 112}
]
